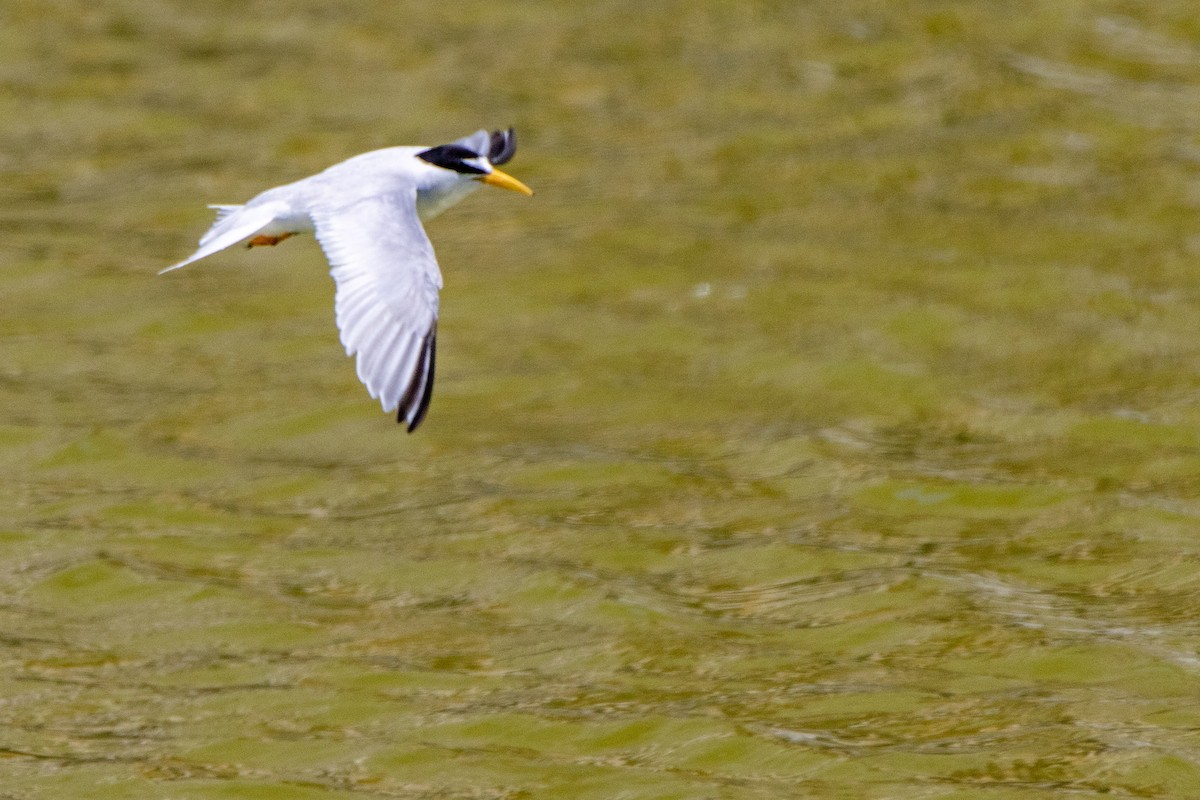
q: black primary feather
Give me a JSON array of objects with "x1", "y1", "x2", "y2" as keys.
[
  {"x1": 406, "y1": 331, "x2": 436, "y2": 432},
  {"x1": 488, "y1": 129, "x2": 517, "y2": 165},
  {"x1": 398, "y1": 329, "x2": 437, "y2": 432}
]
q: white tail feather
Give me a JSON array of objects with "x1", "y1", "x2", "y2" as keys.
[
  {"x1": 159, "y1": 204, "x2": 282, "y2": 275},
  {"x1": 204, "y1": 204, "x2": 244, "y2": 230}
]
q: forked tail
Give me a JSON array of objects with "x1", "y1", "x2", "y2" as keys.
[{"x1": 159, "y1": 203, "x2": 280, "y2": 274}]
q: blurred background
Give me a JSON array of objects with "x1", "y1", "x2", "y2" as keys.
[{"x1": 4, "y1": 1, "x2": 1200, "y2": 797}]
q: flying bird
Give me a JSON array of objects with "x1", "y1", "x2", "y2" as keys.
[{"x1": 162, "y1": 128, "x2": 533, "y2": 432}]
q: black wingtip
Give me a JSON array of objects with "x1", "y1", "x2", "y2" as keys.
[
  {"x1": 488, "y1": 128, "x2": 517, "y2": 165},
  {"x1": 397, "y1": 330, "x2": 438, "y2": 433},
  {"x1": 407, "y1": 333, "x2": 436, "y2": 432}
]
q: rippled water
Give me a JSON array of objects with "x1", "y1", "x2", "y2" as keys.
[{"x1": 5, "y1": 1, "x2": 1200, "y2": 797}]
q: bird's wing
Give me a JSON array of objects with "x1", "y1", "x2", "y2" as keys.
[{"x1": 311, "y1": 189, "x2": 443, "y2": 431}]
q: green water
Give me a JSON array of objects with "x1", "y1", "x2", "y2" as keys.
[{"x1": 4, "y1": 1, "x2": 1200, "y2": 797}]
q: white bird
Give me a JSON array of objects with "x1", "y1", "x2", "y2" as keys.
[{"x1": 162, "y1": 128, "x2": 533, "y2": 432}]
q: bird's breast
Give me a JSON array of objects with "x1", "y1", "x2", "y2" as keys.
[{"x1": 415, "y1": 180, "x2": 482, "y2": 222}]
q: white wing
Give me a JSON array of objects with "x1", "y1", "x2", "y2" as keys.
[{"x1": 311, "y1": 189, "x2": 442, "y2": 431}]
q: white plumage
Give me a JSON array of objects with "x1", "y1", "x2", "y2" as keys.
[{"x1": 162, "y1": 129, "x2": 532, "y2": 431}]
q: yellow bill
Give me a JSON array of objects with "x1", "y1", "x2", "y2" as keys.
[{"x1": 480, "y1": 168, "x2": 534, "y2": 196}]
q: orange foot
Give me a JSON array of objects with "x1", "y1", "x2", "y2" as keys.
[{"x1": 246, "y1": 233, "x2": 295, "y2": 248}]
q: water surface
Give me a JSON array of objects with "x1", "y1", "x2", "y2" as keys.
[{"x1": 4, "y1": 1, "x2": 1200, "y2": 797}]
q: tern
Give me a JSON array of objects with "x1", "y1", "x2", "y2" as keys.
[{"x1": 162, "y1": 128, "x2": 532, "y2": 432}]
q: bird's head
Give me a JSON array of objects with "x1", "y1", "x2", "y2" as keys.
[{"x1": 416, "y1": 128, "x2": 533, "y2": 196}]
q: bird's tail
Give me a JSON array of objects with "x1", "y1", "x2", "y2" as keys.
[
  {"x1": 159, "y1": 203, "x2": 278, "y2": 274},
  {"x1": 203, "y1": 204, "x2": 244, "y2": 236}
]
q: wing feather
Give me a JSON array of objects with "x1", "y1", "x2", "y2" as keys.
[
  {"x1": 381, "y1": 330, "x2": 423, "y2": 406},
  {"x1": 399, "y1": 330, "x2": 435, "y2": 422},
  {"x1": 311, "y1": 189, "x2": 443, "y2": 430},
  {"x1": 406, "y1": 332, "x2": 437, "y2": 431}
]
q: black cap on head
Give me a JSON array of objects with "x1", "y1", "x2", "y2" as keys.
[
  {"x1": 415, "y1": 143, "x2": 487, "y2": 175},
  {"x1": 416, "y1": 128, "x2": 518, "y2": 174}
]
